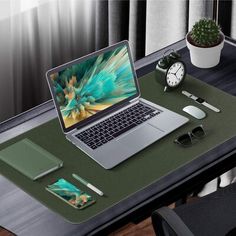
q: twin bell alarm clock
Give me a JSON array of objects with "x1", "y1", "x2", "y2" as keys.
[{"x1": 155, "y1": 49, "x2": 186, "y2": 92}]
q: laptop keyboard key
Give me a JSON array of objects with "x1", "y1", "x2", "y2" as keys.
[
  {"x1": 75, "y1": 103, "x2": 162, "y2": 149},
  {"x1": 91, "y1": 145, "x2": 97, "y2": 149},
  {"x1": 112, "y1": 123, "x2": 137, "y2": 138}
]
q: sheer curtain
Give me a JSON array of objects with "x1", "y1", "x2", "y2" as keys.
[
  {"x1": 146, "y1": 0, "x2": 214, "y2": 55},
  {"x1": 96, "y1": 0, "x2": 146, "y2": 60},
  {"x1": 0, "y1": 0, "x2": 96, "y2": 121},
  {"x1": 231, "y1": 1, "x2": 236, "y2": 39}
]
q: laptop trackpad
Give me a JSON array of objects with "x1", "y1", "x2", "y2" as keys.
[{"x1": 118, "y1": 124, "x2": 164, "y2": 150}]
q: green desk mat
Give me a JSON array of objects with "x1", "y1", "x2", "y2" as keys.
[{"x1": 1, "y1": 71, "x2": 236, "y2": 224}]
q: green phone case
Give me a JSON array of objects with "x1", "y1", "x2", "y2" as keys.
[{"x1": 0, "y1": 138, "x2": 63, "y2": 180}]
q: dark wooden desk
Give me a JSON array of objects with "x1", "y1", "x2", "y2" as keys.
[{"x1": 1, "y1": 38, "x2": 236, "y2": 236}]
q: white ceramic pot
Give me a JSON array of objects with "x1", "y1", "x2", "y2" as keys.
[{"x1": 186, "y1": 32, "x2": 225, "y2": 68}]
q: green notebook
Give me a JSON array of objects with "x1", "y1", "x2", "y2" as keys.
[{"x1": 0, "y1": 138, "x2": 63, "y2": 180}]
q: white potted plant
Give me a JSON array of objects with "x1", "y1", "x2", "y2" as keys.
[{"x1": 186, "y1": 18, "x2": 225, "y2": 68}]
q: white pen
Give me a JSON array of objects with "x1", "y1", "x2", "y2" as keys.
[{"x1": 72, "y1": 173, "x2": 104, "y2": 196}]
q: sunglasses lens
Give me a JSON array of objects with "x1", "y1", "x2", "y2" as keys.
[
  {"x1": 176, "y1": 134, "x2": 192, "y2": 146},
  {"x1": 192, "y1": 126, "x2": 205, "y2": 138}
]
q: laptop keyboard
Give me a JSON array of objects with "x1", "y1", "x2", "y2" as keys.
[{"x1": 75, "y1": 103, "x2": 162, "y2": 149}]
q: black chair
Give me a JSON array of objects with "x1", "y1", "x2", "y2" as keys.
[{"x1": 152, "y1": 182, "x2": 236, "y2": 236}]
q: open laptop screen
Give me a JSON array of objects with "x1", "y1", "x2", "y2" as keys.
[{"x1": 48, "y1": 42, "x2": 138, "y2": 131}]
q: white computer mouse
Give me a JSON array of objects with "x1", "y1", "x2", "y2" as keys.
[{"x1": 183, "y1": 105, "x2": 206, "y2": 119}]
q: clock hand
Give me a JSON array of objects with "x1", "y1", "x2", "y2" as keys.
[
  {"x1": 170, "y1": 66, "x2": 181, "y2": 76},
  {"x1": 176, "y1": 66, "x2": 183, "y2": 77},
  {"x1": 175, "y1": 66, "x2": 181, "y2": 75}
]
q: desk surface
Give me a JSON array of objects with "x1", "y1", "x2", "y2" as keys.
[{"x1": 1, "y1": 38, "x2": 236, "y2": 236}]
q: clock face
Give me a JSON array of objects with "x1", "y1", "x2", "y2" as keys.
[{"x1": 166, "y1": 61, "x2": 186, "y2": 88}]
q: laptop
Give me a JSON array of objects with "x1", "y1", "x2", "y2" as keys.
[{"x1": 46, "y1": 40, "x2": 188, "y2": 169}]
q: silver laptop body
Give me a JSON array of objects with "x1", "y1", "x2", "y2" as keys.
[{"x1": 46, "y1": 41, "x2": 188, "y2": 169}]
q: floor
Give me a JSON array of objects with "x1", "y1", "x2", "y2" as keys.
[
  {"x1": 109, "y1": 203, "x2": 176, "y2": 236},
  {"x1": 0, "y1": 227, "x2": 15, "y2": 236},
  {"x1": 110, "y1": 217, "x2": 155, "y2": 236}
]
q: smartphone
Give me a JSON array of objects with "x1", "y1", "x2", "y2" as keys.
[{"x1": 46, "y1": 178, "x2": 95, "y2": 209}]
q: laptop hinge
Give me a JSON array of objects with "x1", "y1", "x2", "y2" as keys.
[
  {"x1": 129, "y1": 97, "x2": 139, "y2": 103},
  {"x1": 66, "y1": 128, "x2": 77, "y2": 134}
]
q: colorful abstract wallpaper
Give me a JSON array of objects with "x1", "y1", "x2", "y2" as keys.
[
  {"x1": 50, "y1": 45, "x2": 137, "y2": 128},
  {"x1": 47, "y1": 178, "x2": 94, "y2": 209}
]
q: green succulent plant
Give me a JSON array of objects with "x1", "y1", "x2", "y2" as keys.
[{"x1": 189, "y1": 18, "x2": 221, "y2": 47}]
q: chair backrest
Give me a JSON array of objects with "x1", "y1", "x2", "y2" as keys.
[
  {"x1": 152, "y1": 207, "x2": 194, "y2": 236},
  {"x1": 152, "y1": 182, "x2": 236, "y2": 236}
]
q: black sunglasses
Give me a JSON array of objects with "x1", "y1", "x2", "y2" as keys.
[{"x1": 174, "y1": 125, "x2": 206, "y2": 147}]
